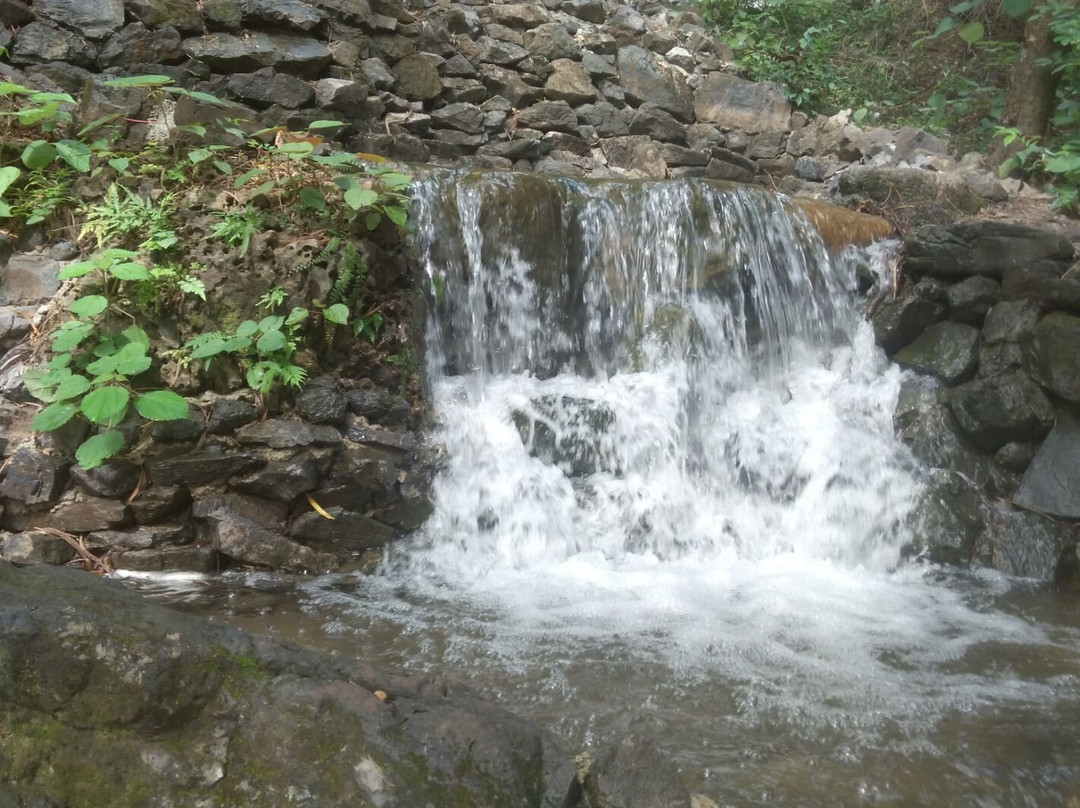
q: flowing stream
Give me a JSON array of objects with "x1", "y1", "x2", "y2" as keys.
[{"x1": 140, "y1": 171, "x2": 1080, "y2": 806}]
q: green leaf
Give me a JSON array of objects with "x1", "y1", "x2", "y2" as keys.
[
  {"x1": 384, "y1": 205, "x2": 408, "y2": 228},
  {"x1": 246, "y1": 361, "x2": 279, "y2": 394},
  {"x1": 33, "y1": 402, "x2": 78, "y2": 431},
  {"x1": 50, "y1": 320, "x2": 95, "y2": 352},
  {"x1": 111, "y1": 343, "x2": 152, "y2": 376},
  {"x1": 1002, "y1": 0, "x2": 1030, "y2": 16},
  {"x1": 213, "y1": 159, "x2": 233, "y2": 175},
  {"x1": 257, "y1": 315, "x2": 284, "y2": 333},
  {"x1": 135, "y1": 390, "x2": 189, "y2": 421},
  {"x1": 364, "y1": 211, "x2": 381, "y2": 231},
  {"x1": 307, "y1": 119, "x2": 345, "y2": 129},
  {"x1": 81, "y1": 385, "x2": 131, "y2": 425},
  {"x1": 188, "y1": 147, "x2": 212, "y2": 163},
  {"x1": 379, "y1": 172, "x2": 412, "y2": 190},
  {"x1": 122, "y1": 325, "x2": 150, "y2": 347},
  {"x1": 104, "y1": 74, "x2": 173, "y2": 88},
  {"x1": 234, "y1": 167, "x2": 266, "y2": 188},
  {"x1": 84, "y1": 353, "x2": 119, "y2": 377},
  {"x1": 75, "y1": 430, "x2": 125, "y2": 470},
  {"x1": 324, "y1": 303, "x2": 349, "y2": 324},
  {"x1": 956, "y1": 21, "x2": 984, "y2": 44},
  {"x1": 235, "y1": 320, "x2": 260, "y2": 338},
  {"x1": 333, "y1": 174, "x2": 359, "y2": 192},
  {"x1": 108, "y1": 157, "x2": 131, "y2": 174},
  {"x1": 344, "y1": 187, "x2": 379, "y2": 210},
  {"x1": 1045, "y1": 154, "x2": 1080, "y2": 175},
  {"x1": 256, "y1": 329, "x2": 288, "y2": 353},
  {"x1": 932, "y1": 17, "x2": 957, "y2": 36},
  {"x1": 299, "y1": 186, "x2": 327, "y2": 212},
  {"x1": 275, "y1": 140, "x2": 314, "y2": 157},
  {"x1": 0, "y1": 166, "x2": 19, "y2": 196},
  {"x1": 189, "y1": 335, "x2": 228, "y2": 359},
  {"x1": 49, "y1": 354, "x2": 73, "y2": 369},
  {"x1": 56, "y1": 140, "x2": 92, "y2": 173},
  {"x1": 250, "y1": 180, "x2": 277, "y2": 198},
  {"x1": 78, "y1": 112, "x2": 124, "y2": 138},
  {"x1": 285, "y1": 307, "x2": 309, "y2": 327},
  {"x1": 220, "y1": 335, "x2": 252, "y2": 352},
  {"x1": 52, "y1": 374, "x2": 91, "y2": 402},
  {"x1": 107, "y1": 261, "x2": 150, "y2": 281},
  {"x1": 69, "y1": 294, "x2": 108, "y2": 318},
  {"x1": 57, "y1": 260, "x2": 97, "y2": 280},
  {"x1": 21, "y1": 140, "x2": 56, "y2": 169}
]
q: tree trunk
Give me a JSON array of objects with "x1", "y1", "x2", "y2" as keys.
[{"x1": 987, "y1": 9, "x2": 1059, "y2": 166}]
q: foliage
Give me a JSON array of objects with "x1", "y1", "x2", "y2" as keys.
[
  {"x1": 210, "y1": 206, "x2": 267, "y2": 258},
  {"x1": 80, "y1": 184, "x2": 179, "y2": 251}
]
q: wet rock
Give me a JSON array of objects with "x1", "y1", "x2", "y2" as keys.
[
  {"x1": 513, "y1": 396, "x2": 617, "y2": 477},
  {"x1": 0, "y1": 253, "x2": 61, "y2": 306},
  {"x1": 994, "y1": 441, "x2": 1034, "y2": 474},
  {"x1": 393, "y1": 52, "x2": 443, "y2": 100},
  {"x1": 129, "y1": 485, "x2": 190, "y2": 524},
  {"x1": 976, "y1": 507, "x2": 1075, "y2": 579},
  {"x1": 617, "y1": 45, "x2": 694, "y2": 122},
  {"x1": 85, "y1": 522, "x2": 194, "y2": 551},
  {"x1": 128, "y1": 0, "x2": 204, "y2": 32},
  {"x1": 1015, "y1": 410, "x2": 1080, "y2": 519},
  {"x1": 905, "y1": 469, "x2": 985, "y2": 565},
  {"x1": 516, "y1": 100, "x2": 577, "y2": 133},
  {"x1": 206, "y1": 398, "x2": 259, "y2": 434},
  {"x1": 294, "y1": 384, "x2": 348, "y2": 425},
  {"x1": 70, "y1": 460, "x2": 140, "y2": 499},
  {"x1": 112, "y1": 544, "x2": 219, "y2": 572},
  {"x1": 231, "y1": 453, "x2": 320, "y2": 502},
  {"x1": 209, "y1": 512, "x2": 336, "y2": 571},
  {"x1": 289, "y1": 507, "x2": 398, "y2": 554},
  {"x1": 148, "y1": 447, "x2": 265, "y2": 486},
  {"x1": 893, "y1": 374, "x2": 944, "y2": 431},
  {"x1": 629, "y1": 104, "x2": 685, "y2": 144},
  {"x1": 601, "y1": 135, "x2": 666, "y2": 177},
  {"x1": 227, "y1": 68, "x2": 315, "y2": 109},
  {"x1": 905, "y1": 222, "x2": 1074, "y2": 280},
  {"x1": 1025, "y1": 312, "x2": 1080, "y2": 403},
  {"x1": 982, "y1": 299, "x2": 1040, "y2": 345},
  {"x1": 900, "y1": 403, "x2": 1014, "y2": 497},
  {"x1": 371, "y1": 483, "x2": 434, "y2": 532},
  {"x1": 1054, "y1": 543, "x2": 1080, "y2": 592},
  {"x1": 524, "y1": 22, "x2": 581, "y2": 61},
  {"x1": 149, "y1": 405, "x2": 204, "y2": 441},
  {"x1": 946, "y1": 276, "x2": 999, "y2": 326},
  {"x1": 442, "y1": 77, "x2": 487, "y2": 104},
  {"x1": 795, "y1": 155, "x2": 824, "y2": 181},
  {"x1": 545, "y1": 59, "x2": 598, "y2": 104},
  {"x1": 243, "y1": 0, "x2": 324, "y2": 31},
  {"x1": 9, "y1": 22, "x2": 99, "y2": 67},
  {"x1": 345, "y1": 387, "x2": 411, "y2": 427},
  {"x1": 584, "y1": 734, "x2": 692, "y2": 808},
  {"x1": 893, "y1": 321, "x2": 979, "y2": 385},
  {"x1": 0, "y1": 446, "x2": 69, "y2": 506},
  {"x1": 344, "y1": 422, "x2": 416, "y2": 453},
  {"x1": 193, "y1": 492, "x2": 288, "y2": 531},
  {"x1": 40, "y1": 497, "x2": 130, "y2": 533},
  {"x1": 0, "y1": 306, "x2": 34, "y2": 345},
  {"x1": 236, "y1": 419, "x2": 341, "y2": 449},
  {"x1": 1, "y1": 531, "x2": 74, "y2": 566},
  {"x1": 1001, "y1": 265, "x2": 1080, "y2": 316},
  {"x1": 694, "y1": 73, "x2": 790, "y2": 134},
  {"x1": 99, "y1": 22, "x2": 183, "y2": 67},
  {"x1": 948, "y1": 372, "x2": 1054, "y2": 452}
]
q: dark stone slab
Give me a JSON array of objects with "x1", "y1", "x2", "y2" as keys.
[
  {"x1": 894, "y1": 321, "x2": 979, "y2": 385},
  {"x1": 289, "y1": 507, "x2": 398, "y2": 554},
  {"x1": 148, "y1": 447, "x2": 265, "y2": 486},
  {"x1": 584, "y1": 734, "x2": 692, "y2": 808},
  {"x1": 1016, "y1": 410, "x2": 1080, "y2": 519},
  {"x1": 905, "y1": 221, "x2": 1074, "y2": 280},
  {"x1": 1025, "y1": 312, "x2": 1080, "y2": 404},
  {"x1": 948, "y1": 372, "x2": 1054, "y2": 452},
  {"x1": 0, "y1": 446, "x2": 70, "y2": 506},
  {"x1": 236, "y1": 419, "x2": 341, "y2": 449},
  {"x1": 231, "y1": 453, "x2": 320, "y2": 502}
]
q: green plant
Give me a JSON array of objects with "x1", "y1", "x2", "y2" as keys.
[
  {"x1": 257, "y1": 285, "x2": 287, "y2": 311},
  {"x1": 210, "y1": 206, "x2": 267, "y2": 258},
  {"x1": 138, "y1": 261, "x2": 206, "y2": 314},
  {"x1": 80, "y1": 184, "x2": 179, "y2": 251}
]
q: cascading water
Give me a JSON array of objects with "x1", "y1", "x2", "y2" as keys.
[{"x1": 143, "y1": 170, "x2": 1080, "y2": 806}]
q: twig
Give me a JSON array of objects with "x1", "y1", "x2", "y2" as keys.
[{"x1": 37, "y1": 527, "x2": 113, "y2": 573}]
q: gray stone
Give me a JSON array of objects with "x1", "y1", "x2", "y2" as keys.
[
  {"x1": 345, "y1": 387, "x2": 411, "y2": 426},
  {"x1": 747, "y1": 130, "x2": 787, "y2": 159},
  {"x1": 544, "y1": 59, "x2": 597, "y2": 104},
  {"x1": 694, "y1": 72, "x2": 790, "y2": 133},
  {"x1": 893, "y1": 126, "x2": 948, "y2": 161},
  {"x1": 85, "y1": 522, "x2": 194, "y2": 551},
  {"x1": 982, "y1": 300, "x2": 1040, "y2": 345},
  {"x1": 204, "y1": 0, "x2": 243, "y2": 29},
  {"x1": 994, "y1": 441, "x2": 1035, "y2": 474},
  {"x1": 148, "y1": 447, "x2": 265, "y2": 486},
  {"x1": 183, "y1": 33, "x2": 331, "y2": 78},
  {"x1": 948, "y1": 372, "x2": 1055, "y2": 452},
  {"x1": 490, "y1": 3, "x2": 548, "y2": 28},
  {"x1": 543, "y1": 132, "x2": 592, "y2": 156},
  {"x1": 977, "y1": 507, "x2": 1075, "y2": 580},
  {"x1": 359, "y1": 57, "x2": 396, "y2": 90},
  {"x1": 345, "y1": 423, "x2": 416, "y2": 452},
  {"x1": 946, "y1": 275, "x2": 1000, "y2": 326},
  {"x1": 40, "y1": 497, "x2": 129, "y2": 533},
  {"x1": 536, "y1": 157, "x2": 586, "y2": 177},
  {"x1": 1055, "y1": 543, "x2": 1080, "y2": 591},
  {"x1": 704, "y1": 152, "x2": 755, "y2": 183},
  {"x1": 243, "y1": 0, "x2": 324, "y2": 31},
  {"x1": 523, "y1": 22, "x2": 581, "y2": 61},
  {"x1": 112, "y1": 544, "x2": 218, "y2": 572},
  {"x1": 34, "y1": 0, "x2": 124, "y2": 38},
  {"x1": 235, "y1": 419, "x2": 341, "y2": 449},
  {"x1": 629, "y1": 104, "x2": 685, "y2": 144},
  {"x1": 601, "y1": 135, "x2": 666, "y2": 177},
  {"x1": 231, "y1": 453, "x2": 320, "y2": 502},
  {"x1": 193, "y1": 492, "x2": 288, "y2": 531},
  {"x1": 371, "y1": 33, "x2": 415, "y2": 62},
  {"x1": 289, "y1": 507, "x2": 398, "y2": 555},
  {"x1": 581, "y1": 50, "x2": 618, "y2": 79},
  {"x1": 129, "y1": 485, "x2": 190, "y2": 525},
  {"x1": 1025, "y1": 312, "x2": 1080, "y2": 403},
  {"x1": 127, "y1": 0, "x2": 204, "y2": 31},
  {"x1": 441, "y1": 77, "x2": 488, "y2": 104},
  {"x1": 0, "y1": 307, "x2": 33, "y2": 345},
  {"x1": 516, "y1": 101, "x2": 577, "y2": 133},
  {"x1": 576, "y1": 102, "x2": 630, "y2": 137},
  {"x1": 431, "y1": 101, "x2": 485, "y2": 133},
  {"x1": 585, "y1": 734, "x2": 692, "y2": 808},
  {"x1": 206, "y1": 398, "x2": 259, "y2": 434},
  {"x1": 894, "y1": 321, "x2": 979, "y2": 385},
  {"x1": 905, "y1": 221, "x2": 1074, "y2": 280},
  {"x1": 893, "y1": 374, "x2": 944, "y2": 431},
  {"x1": 795, "y1": 155, "x2": 824, "y2": 181},
  {"x1": 2, "y1": 531, "x2": 74, "y2": 566},
  {"x1": 477, "y1": 35, "x2": 529, "y2": 66},
  {"x1": 617, "y1": 46, "x2": 693, "y2": 122},
  {"x1": 659, "y1": 144, "x2": 708, "y2": 167},
  {"x1": 314, "y1": 78, "x2": 370, "y2": 111},
  {"x1": 0, "y1": 254, "x2": 61, "y2": 306},
  {"x1": 70, "y1": 461, "x2": 140, "y2": 499},
  {"x1": 372, "y1": 483, "x2": 435, "y2": 531},
  {"x1": 978, "y1": 341, "x2": 1024, "y2": 380},
  {"x1": 391, "y1": 52, "x2": 444, "y2": 100},
  {"x1": 0, "y1": 446, "x2": 69, "y2": 506},
  {"x1": 440, "y1": 53, "x2": 477, "y2": 77},
  {"x1": 228, "y1": 68, "x2": 314, "y2": 109},
  {"x1": 840, "y1": 167, "x2": 985, "y2": 220},
  {"x1": 1001, "y1": 265, "x2": 1080, "y2": 316},
  {"x1": 562, "y1": 0, "x2": 605, "y2": 23},
  {"x1": 0, "y1": 0, "x2": 33, "y2": 25},
  {"x1": 606, "y1": 5, "x2": 647, "y2": 40},
  {"x1": 100, "y1": 22, "x2": 183, "y2": 67},
  {"x1": 209, "y1": 513, "x2": 337, "y2": 571},
  {"x1": 905, "y1": 469, "x2": 985, "y2": 566},
  {"x1": 1016, "y1": 410, "x2": 1080, "y2": 519},
  {"x1": 479, "y1": 64, "x2": 541, "y2": 106},
  {"x1": 685, "y1": 123, "x2": 725, "y2": 152},
  {"x1": 295, "y1": 385, "x2": 348, "y2": 424}
]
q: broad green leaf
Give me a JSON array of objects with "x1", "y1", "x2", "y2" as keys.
[
  {"x1": 220, "y1": 335, "x2": 253, "y2": 352},
  {"x1": 100, "y1": 248, "x2": 140, "y2": 260},
  {"x1": 334, "y1": 174, "x2": 359, "y2": 191},
  {"x1": 213, "y1": 159, "x2": 233, "y2": 175},
  {"x1": 76, "y1": 430, "x2": 125, "y2": 470},
  {"x1": 324, "y1": 303, "x2": 349, "y2": 325},
  {"x1": 49, "y1": 354, "x2": 73, "y2": 369},
  {"x1": 111, "y1": 347, "x2": 152, "y2": 376},
  {"x1": 188, "y1": 147, "x2": 212, "y2": 163},
  {"x1": 307, "y1": 120, "x2": 345, "y2": 129},
  {"x1": 312, "y1": 153, "x2": 361, "y2": 166},
  {"x1": 932, "y1": 17, "x2": 957, "y2": 36},
  {"x1": 233, "y1": 167, "x2": 266, "y2": 188},
  {"x1": 364, "y1": 211, "x2": 381, "y2": 231},
  {"x1": 176, "y1": 88, "x2": 229, "y2": 107},
  {"x1": 246, "y1": 361, "x2": 278, "y2": 394},
  {"x1": 104, "y1": 74, "x2": 172, "y2": 88},
  {"x1": 108, "y1": 157, "x2": 130, "y2": 174},
  {"x1": 256, "y1": 329, "x2": 288, "y2": 353},
  {"x1": 384, "y1": 205, "x2": 408, "y2": 228},
  {"x1": 275, "y1": 140, "x2": 314, "y2": 157},
  {"x1": 21, "y1": 140, "x2": 56, "y2": 169},
  {"x1": 189, "y1": 336, "x2": 228, "y2": 359},
  {"x1": 236, "y1": 320, "x2": 260, "y2": 338},
  {"x1": 122, "y1": 325, "x2": 150, "y2": 347},
  {"x1": 69, "y1": 294, "x2": 108, "y2": 318},
  {"x1": 58, "y1": 260, "x2": 97, "y2": 280},
  {"x1": 1045, "y1": 153, "x2": 1080, "y2": 175},
  {"x1": 52, "y1": 374, "x2": 91, "y2": 402},
  {"x1": 81, "y1": 385, "x2": 131, "y2": 425},
  {"x1": 344, "y1": 187, "x2": 379, "y2": 210},
  {"x1": 257, "y1": 315, "x2": 284, "y2": 333},
  {"x1": 0, "y1": 166, "x2": 19, "y2": 196},
  {"x1": 285, "y1": 307, "x2": 309, "y2": 327},
  {"x1": 107, "y1": 261, "x2": 150, "y2": 281},
  {"x1": 51, "y1": 320, "x2": 95, "y2": 352},
  {"x1": 0, "y1": 82, "x2": 30, "y2": 98},
  {"x1": 56, "y1": 140, "x2": 92, "y2": 172},
  {"x1": 250, "y1": 180, "x2": 277, "y2": 198},
  {"x1": 299, "y1": 186, "x2": 327, "y2": 212},
  {"x1": 957, "y1": 21, "x2": 984, "y2": 44},
  {"x1": 379, "y1": 172, "x2": 412, "y2": 190},
  {"x1": 84, "y1": 353, "x2": 119, "y2": 377},
  {"x1": 23, "y1": 368, "x2": 60, "y2": 402},
  {"x1": 135, "y1": 390, "x2": 190, "y2": 421},
  {"x1": 948, "y1": 0, "x2": 979, "y2": 12},
  {"x1": 28, "y1": 91, "x2": 75, "y2": 105},
  {"x1": 78, "y1": 112, "x2": 124, "y2": 138},
  {"x1": 33, "y1": 402, "x2": 78, "y2": 431},
  {"x1": 1002, "y1": 0, "x2": 1030, "y2": 16}
]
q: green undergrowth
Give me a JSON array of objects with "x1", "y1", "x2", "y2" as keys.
[{"x1": 0, "y1": 74, "x2": 414, "y2": 469}]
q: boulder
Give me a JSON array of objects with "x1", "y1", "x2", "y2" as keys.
[
  {"x1": 1, "y1": 531, "x2": 74, "y2": 566},
  {"x1": 227, "y1": 68, "x2": 315, "y2": 109},
  {"x1": 840, "y1": 167, "x2": 985, "y2": 220},
  {"x1": 905, "y1": 221, "x2": 1074, "y2": 280},
  {"x1": 128, "y1": 0, "x2": 204, "y2": 32},
  {"x1": 289, "y1": 507, "x2": 397, "y2": 555},
  {"x1": 294, "y1": 383, "x2": 348, "y2": 424},
  {"x1": 208, "y1": 511, "x2": 336, "y2": 571},
  {"x1": 0, "y1": 446, "x2": 69, "y2": 506},
  {"x1": 243, "y1": 0, "x2": 324, "y2": 31},
  {"x1": 584, "y1": 734, "x2": 692, "y2": 808},
  {"x1": 70, "y1": 460, "x2": 140, "y2": 499},
  {"x1": 524, "y1": 23, "x2": 582, "y2": 61},
  {"x1": 947, "y1": 372, "x2": 1055, "y2": 452},
  {"x1": 33, "y1": 0, "x2": 124, "y2": 39},
  {"x1": 231, "y1": 453, "x2": 321, "y2": 502},
  {"x1": 873, "y1": 292, "x2": 947, "y2": 357},
  {"x1": 516, "y1": 101, "x2": 578, "y2": 133},
  {"x1": 479, "y1": 64, "x2": 543, "y2": 107},
  {"x1": 905, "y1": 469, "x2": 985, "y2": 565},
  {"x1": 976, "y1": 507, "x2": 1075, "y2": 580},
  {"x1": 236, "y1": 419, "x2": 341, "y2": 449},
  {"x1": 1015, "y1": 410, "x2": 1080, "y2": 519},
  {"x1": 392, "y1": 52, "x2": 444, "y2": 100},
  {"x1": 982, "y1": 299, "x2": 1040, "y2": 344},
  {"x1": 85, "y1": 522, "x2": 194, "y2": 551},
  {"x1": 617, "y1": 46, "x2": 694, "y2": 122},
  {"x1": 0, "y1": 254, "x2": 61, "y2": 306},
  {"x1": 694, "y1": 73, "x2": 791, "y2": 133},
  {"x1": 545, "y1": 59, "x2": 598, "y2": 105},
  {"x1": 37, "y1": 497, "x2": 130, "y2": 533},
  {"x1": 577, "y1": 102, "x2": 631, "y2": 137},
  {"x1": 945, "y1": 276, "x2": 999, "y2": 326},
  {"x1": 432, "y1": 101, "x2": 485, "y2": 133},
  {"x1": 490, "y1": 3, "x2": 549, "y2": 28},
  {"x1": 1001, "y1": 265, "x2": 1080, "y2": 316},
  {"x1": 148, "y1": 446, "x2": 265, "y2": 486},
  {"x1": 99, "y1": 22, "x2": 183, "y2": 67},
  {"x1": 183, "y1": 33, "x2": 331, "y2": 77},
  {"x1": 894, "y1": 321, "x2": 979, "y2": 385},
  {"x1": 129, "y1": 485, "x2": 190, "y2": 524},
  {"x1": 600, "y1": 136, "x2": 667, "y2": 178},
  {"x1": 112, "y1": 544, "x2": 218, "y2": 572},
  {"x1": 207, "y1": 397, "x2": 259, "y2": 434},
  {"x1": 1025, "y1": 312, "x2": 1080, "y2": 403},
  {"x1": 628, "y1": 104, "x2": 685, "y2": 144}
]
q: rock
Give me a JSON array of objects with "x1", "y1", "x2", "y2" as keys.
[
  {"x1": 704, "y1": 154, "x2": 755, "y2": 183},
  {"x1": 477, "y1": 35, "x2": 529, "y2": 66},
  {"x1": 1001, "y1": 265, "x2": 1080, "y2": 316},
  {"x1": 945, "y1": 276, "x2": 1000, "y2": 326},
  {"x1": 0, "y1": 254, "x2": 61, "y2": 306},
  {"x1": 0, "y1": 0, "x2": 33, "y2": 25},
  {"x1": 1054, "y1": 543, "x2": 1080, "y2": 592},
  {"x1": 629, "y1": 104, "x2": 685, "y2": 144},
  {"x1": 2, "y1": 531, "x2": 74, "y2": 566},
  {"x1": 617, "y1": 45, "x2": 694, "y2": 122},
  {"x1": 344, "y1": 422, "x2": 416, "y2": 453},
  {"x1": 893, "y1": 126, "x2": 948, "y2": 161},
  {"x1": 235, "y1": 419, "x2": 341, "y2": 449},
  {"x1": 392, "y1": 52, "x2": 443, "y2": 100},
  {"x1": 894, "y1": 322, "x2": 979, "y2": 385},
  {"x1": 524, "y1": 22, "x2": 581, "y2": 61},
  {"x1": 230, "y1": 453, "x2": 320, "y2": 502},
  {"x1": 372, "y1": 483, "x2": 434, "y2": 531},
  {"x1": 128, "y1": 0, "x2": 204, "y2": 32},
  {"x1": 99, "y1": 22, "x2": 183, "y2": 66},
  {"x1": 203, "y1": 0, "x2": 243, "y2": 29},
  {"x1": 660, "y1": 144, "x2": 708, "y2": 167},
  {"x1": 40, "y1": 497, "x2": 129, "y2": 533},
  {"x1": 85, "y1": 522, "x2": 194, "y2": 551},
  {"x1": 905, "y1": 469, "x2": 985, "y2": 565},
  {"x1": 894, "y1": 374, "x2": 944, "y2": 431},
  {"x1": 289, "y1": 507, "x2": 397, "y2": 554},
  {"x1": 795, "y1": 155, "x2": 824, "y2": 181},
  {"x1": 1025, "y1": 312, "x2": 1080, "y2": 404},
  {"x1": 582, "y1": 51, "x2": 618, "y2": 80},
  {"x1": 0, "y1": 563, "x2": 574, "y2": 806},
  {"x1": 576, "y1": 102, "x2": 630, "y2": 137},
  {"x1": 994, "y1": 441, "x2": 1034, "y2": 474},
  {"x1": 206, "y1": 398, "x2": 259, "y2": 434},
  {"x1": 490, "y1": 3, "x2": 548, "y2": 28},
  {"x1": 70, "y1": 461, "x2": 140, "y2": 499},
  {"x1": 442, "y1": 78, "x2": 487, "y2": 104},
  {"x1": 0, "y1": 446, "x2": 69, "y2": 506},
  {"x1": 243, "y1": 0, "x2": 324, "y2": 31},
  {"x1": 193, "y1": 492, "x2": 288, "y2": 531},
  {"x1": 584, "y1": 734, "x2": 692, "y2": 808},
  {"x1": 976, "y1": 507, "x2": 1075, "y2": 580},
  {"x1": 183, "y1": 33, "x2": 331, "y2": 77},
  {"x1": 431, "y1": 101, "x2": 485, "y2": 133},
  {"x1": 516, "y1": 101, "x2": 577, "y2": 133},
  {"x1": 345, "y1": 387, "x2": 411, "y2": 426},
  {"x1": 1015, "y1": 410, "x2": 1080, "y2": 519},
  {"x1": 545, "y1": 59, "x2": 597, "y2": 104},
  {"x1": 294, "y1": 384, "x2": 348, "y2": 424},
  {"x1": 129, "y1": 485, "x2": 190, "y2": 524},
  {"x1": 904, "y1": 221, "x2": 1074, "y2": 280},
  {"x1": 313, "y1": 77, "x2": 369, "y2": 111},
  {"x1": 32, "y1": 0, "x2": 121, "y2": 39},
  {"x1": 0, "y1": 306, "x2": 33, "y2": 345},
  {"x1": 694, "y1": 73, "x2": 791, "y2": 134},
  {"x1": 209, "y1": 511, "x2": 336, "y2": 571},
  {"x1": 359, "y1": 57, "x2": 396, "y2": 89},
  {"x1": 479, "y1": 64, "x2": 542, "y2": 107},
  {"x1": 606, "y1": 5, "x2": 647, "y2": 41},
  {"x1": 9, "y1": 22, "x2": 98, "y2": 68},
  {"x1": 601, "y1": 136, "x2": 667, "y2": 178},
  {"x1": 982, "y1": 300, "x2": 1040, "y2": 345},
  {"x1": 948, "y1": 372, "x2": 1055, "y2": 452},
  {"x1": 112, "y1": 545, "x2": 219, "y2": 572},
  {"x1": 147, "y1": 447, "x2": 265, "y2": 486},
  {"x1": 562, "y1": 0, "x2": 606, "y2": 23},
  {"x1": 227, "y1": 68, "x2": 315, "y2": 109}
]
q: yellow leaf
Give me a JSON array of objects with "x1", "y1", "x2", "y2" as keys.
[{"x1": 305, "y1": 493, "x2": 335, "y2": 520}]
